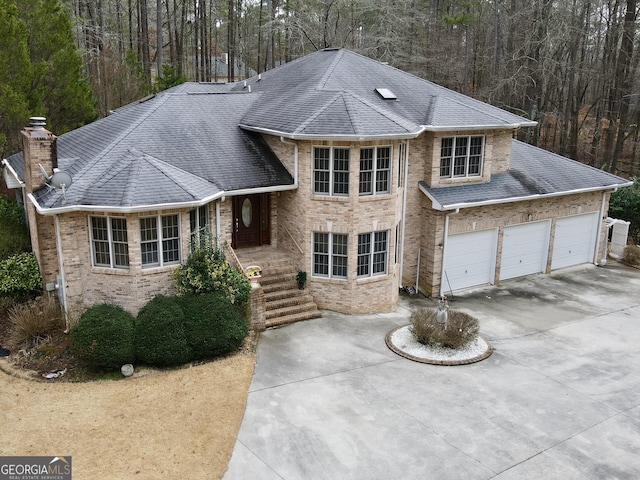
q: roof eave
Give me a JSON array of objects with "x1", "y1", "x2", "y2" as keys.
[
  {"x1": 419, "y1": 181, "x2": 633, "y2": 212},
  {"x1": 239, "y1": 124, "x2": 423, "y2": 141},
  {"x1": 27, "y1": 183, "x2": 297, "y2": 216},
  {"x1": 421, "y1": 122, "x2": 537, "y2": 132},
  {"x1": 1, "y1": 158, "x2": 25, "y2": 187}
]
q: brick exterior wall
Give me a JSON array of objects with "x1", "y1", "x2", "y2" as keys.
[{"x1": 21, "y1": 125, "x2": 613, "y2": 318}]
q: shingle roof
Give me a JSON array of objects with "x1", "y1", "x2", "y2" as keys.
[
  {"x1": 235, "y1": 49, "x2": 535, "y2": 138},
  {"x1": 9, "y1": 87, "x2": 293, "y2": 210},
  {"x1": 420, "y1": 140, "x2": 631, "y2": 210}
]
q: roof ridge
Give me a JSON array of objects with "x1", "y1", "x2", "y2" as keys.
[
  {"x1": 293, "y1": 92, "x2": 344, "y2": 134},
  {"x1": 317, "y1": 49, "x2": 346, "y2": 90},
  {"x1": 142, "y1": 153, "x2": 220, "y2": 196}
]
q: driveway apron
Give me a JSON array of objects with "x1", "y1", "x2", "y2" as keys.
[{"x1": 224, "y1": 263, "x2": 640, "y2": 480}]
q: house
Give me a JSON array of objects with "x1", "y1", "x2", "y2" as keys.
[{"x1": 2, "y1": 48, "x2": 632, "y2": 325}]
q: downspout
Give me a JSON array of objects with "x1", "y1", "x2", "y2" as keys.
[
  {"x1": 54, "y1": 215, "x2": 69, "y2": 332},
  {"x1": 216, "y1": 200, "x2": 222, "y2": 249},
  {"x1": 280, "y1": 136, "x2": 299, "y2": 187},
  {"x1": 439, "y1": 208, "x2": 460, "y2": 298},
  {"x1": 399, "y1": 139, "x2": 410, "y2": 286},
  {"x1": 595, "y1": 189, "x2": 611, "y2": 266}
]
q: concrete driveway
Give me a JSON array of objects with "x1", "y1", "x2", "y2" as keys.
[{"x1": 224, "y1": 263, "x2": 640, "y2": 480}]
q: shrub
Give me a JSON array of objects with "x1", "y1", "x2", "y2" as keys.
[
  {"x1": 173, "y1": 243, "x2": 251, "y2": 307},
  {"x1": 610, "y1": 178, "x2": 640, "y2": 244},
  {"x1": 0, "y1": 195, "x2": 30, "y2": 261},
  {"x1": 135, "y1": 295, "x2": 192, "y2": 367},
  {"x1": 410, "y1": 308, "x2": 479, "y2": 349},
  {"x1": 178, "y1": 292, "x2": 248, "y2": 359},
  {"x1": 623, "y1": 244, "x2": 640, "y2": 267},
  {"x1": 8, "y1": 295, "x2": 64, "y2": 348},
  {"x1": 70, "y1": 304, "x2": 136, "y2": 369},
  {"x1": 0, "y1": 252, "x2": 42, "y2": 301}
]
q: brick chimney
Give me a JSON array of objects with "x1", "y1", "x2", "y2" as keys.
[{"x1": 22, "y1": 117, "x2": 57, "y2": 194}]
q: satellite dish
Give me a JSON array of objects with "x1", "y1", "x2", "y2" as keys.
[
  {"x1": 50, "y1": 171, "x2": 73, "y2": 189},
  {"x1": 39, "y1": 164, "x2": 73, "y2": 205}
]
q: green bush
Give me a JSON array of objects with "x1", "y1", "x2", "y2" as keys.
[
  {"x1": 178, "y1": 292, "x2": 248, "y2": 359},
  {"x1": 70, "y1": 304, "x2": 136, "y2": 369},
  {"x1": 610, "y1": 178, "x2": 640, "y2": 244},
  {"x1": 410, "y1": 308, "x2": 479, "y2": 349},
  {"x1": 8, "y1": 295, "x2": 63, "y2": 348},
  {"x1": 0, "y1": 195, "x2": 30, "y2": 261},
  {"x1": 0, "y1": 252, "x2": 42, "y2": 301},
  {"x1": 173, "y1": 243, "x2": 251, "y2": 307},
  {"x1": 135, "y1": 295, "x2": 192, "y2": 367}
]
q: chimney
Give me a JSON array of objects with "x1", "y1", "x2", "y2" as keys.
[{"x1": 22, "y1": 116, "x2": 57, "y2": 194}]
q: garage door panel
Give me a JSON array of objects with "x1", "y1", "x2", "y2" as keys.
[
  {"x1": 552, "y1": 213, "x2": 598, "y2": 270},
  {"x1": 444, "y1": 229, "x2": 497, "y2": 291},
  {"x1": 501, "y1": 221, "x2": 550, "y2": 280}
]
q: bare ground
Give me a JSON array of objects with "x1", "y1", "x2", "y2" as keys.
[{"x1": 0, "y1": 352, "x2": 255, "y2": 479}]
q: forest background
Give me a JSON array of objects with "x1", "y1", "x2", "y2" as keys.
[{"x1": 0, "y1": 0, "x2": 638, "y2": 178}]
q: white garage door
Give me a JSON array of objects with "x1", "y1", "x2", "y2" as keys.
[
  {"x1": 500, "y1": 221, "x2": 550, "y2": 280},
  {"x1": 443, "y1": 229, "x2": 497, "y2": 292},
  {"x1": 551, "y1": 213, "x2": 599, "y2": 270}
]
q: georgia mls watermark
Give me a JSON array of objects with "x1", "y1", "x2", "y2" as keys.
[{"x1": 0, "y1": 456, "x2": 71, "y2": 480}]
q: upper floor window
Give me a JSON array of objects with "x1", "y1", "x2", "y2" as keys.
[
  {"x1": 357, "y1": 231, "x2": 388, "y2": 277},
  {"x1": 440, "y1": 136, "x2": 484, "y2": 178},
  {"x1": 312, "y1": 232, "x2": 348, "y2": 279},
  {"x1": 313, "y1": 147, "x2": 350, "y2": 196},
  {"x1": 140, "y1": 214, "x2": 180, "y2": 268},
  {"x1": 90, "y1": 216, "x2": 129, "y2": 269},
  {"x1": 359, "y1": 146, "x2": 391, "y2": 195}
]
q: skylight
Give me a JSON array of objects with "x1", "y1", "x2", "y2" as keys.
[{"x1": 375, "y1": 88, "x2": 397, "y2": 100}]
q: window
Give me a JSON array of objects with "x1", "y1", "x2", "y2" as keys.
[
  {"x1": 189, "y1": 205, "x2": 209, "y2": 249},
  {"x1": 357, "y1": 231, "x2": 388, "y2": 277},
  {"x1": 359, "y1": 146, "x2": 391, "y2": 195},
  {"x1": 140, "y1": 214, "x2": 180, "y2": 268},
  {"x1": 440, "y1": 136, "x2": 484, "y2": 178},
  {"x1": 313, "y1": 232, "x2": 348, "y2": 279},
  {"x1": 313, "y1": 147, "x2": 350, "y2": 196},
  {"x1": 90, "y1": 216, "x2": 129, "y2": 269}
]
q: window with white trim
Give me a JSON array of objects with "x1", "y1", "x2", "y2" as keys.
[
  {"x1": 313, "y1": 147, "x2": 350, "y2": 196},
  {"x1": 312, "y1": 232, "x2": 348, "y2": 279},
  {"x1": 357, "y1": 231, "x2": 388, "y2": 277},
  {"x1": 140, "y1": 214, "x2": 180, "y2": 268},
  {"x1": 359, "y1": 146, "x2": 391, "y2": 195},
  {"x1": 90, "y1": 216, "x2": 129, "y2": 269},
  {"x1": 189, "y1": 205, "x2": 209, "y2": 249},
  {"x1": 440, "y1": 136, "x2": 484, "y2": 178}
]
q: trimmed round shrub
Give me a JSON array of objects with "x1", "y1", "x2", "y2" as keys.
[
  {"x1": 410, "y1": 308, "x2": 479, "y2": 349},
  {"x1": 135, "y1": 295, "x2": 192, "y2": 367},
  {"x1": 70, "y1": 304, "x2": 135, "y2": 369},
  {"x1": 178, "y1": 292, "x2": 249, "y2": 359}
]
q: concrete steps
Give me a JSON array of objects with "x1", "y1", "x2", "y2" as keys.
[{"x1": 235, "y1": 247, "x2": 321, "y2": 328}]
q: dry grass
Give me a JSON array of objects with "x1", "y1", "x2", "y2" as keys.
[
  {"x1": 410, "y1": 308, "x2": 479, "y2": 349},
  {"x1": 8, "y1": 295, "x2": 64, "y2": 348},
  {"x1": 0, "y1": 353, "x2": 255, "y2": 479},
  {"x1": 623, "y1": 244, "x2": 640, "y2": 267}
]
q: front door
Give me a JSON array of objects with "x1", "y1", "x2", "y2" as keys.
[{"x1": 232, "y1": 194, "x2": 270, "y2": 248}]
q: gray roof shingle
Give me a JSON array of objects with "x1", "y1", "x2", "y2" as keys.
[
  {"x1": 12, "y1": 88, "x2": 293, "y2": 210},
  {"x1": 236, "y1": 49, "x2": 535, "y2": 137},
  {"x1": 420, "y1": 140, "x2": 631, "y2": 209}
]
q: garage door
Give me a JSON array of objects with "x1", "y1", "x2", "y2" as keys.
[
  {"x1": 443, "y1": 229, "x2": 497, "y2": 292},
  {"x1": 551, "y1": 213, "x2": 599, "y2": 269},
  {"x1": 500, "y1": 221, "x2": 550, "y2": 280}
]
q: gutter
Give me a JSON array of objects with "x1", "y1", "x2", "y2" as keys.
[
  {"x1": 27, "y1": 182, "x2": 297, "y2": 216},
  {"x1": 1, "y1": 159, "x2": 25, "y2": 187},
  {"x1": 419, "y1": 181, "x2": 634, "y2": 211},
  {"x1": 240, "y1": 121, "x2": 535, "y2": 142}
]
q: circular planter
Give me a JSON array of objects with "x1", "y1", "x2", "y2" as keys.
[{"x1": 386, "y1": 325, "x2": 493, "y2": 366}]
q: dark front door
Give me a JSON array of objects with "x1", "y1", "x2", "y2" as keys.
[{"x1": 232, "y1": 194, "x2": 270, "y2": 248}]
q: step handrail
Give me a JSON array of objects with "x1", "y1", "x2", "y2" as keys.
[
  {"x1": 283, "y1": 224, "x2": 304, "y2": 255},
  {"x1": 224, "y1": 241, "x2": 244, "y2": 273}
]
